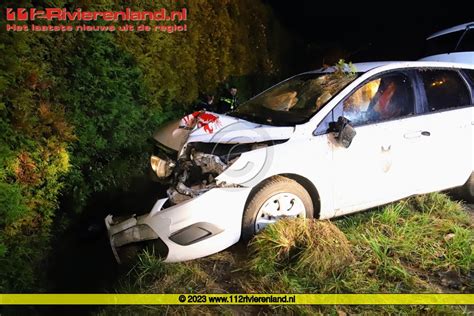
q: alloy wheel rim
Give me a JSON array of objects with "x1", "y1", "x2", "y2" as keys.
[{"x1": 254, "y1": 192, "x2": 306, "y2": 232}]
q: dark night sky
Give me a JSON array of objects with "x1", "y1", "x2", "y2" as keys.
[{"x1": 267, "y1": 1, "x2": 473, "y2": 73}]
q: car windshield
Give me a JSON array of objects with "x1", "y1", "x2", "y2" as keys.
[{"x1": 229, "y1": 71, "x2": 359, "y2": 126}]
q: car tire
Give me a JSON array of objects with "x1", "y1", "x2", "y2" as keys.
[
  {"x1": 458, "y1": 172, "x2": 474, "y2": 203},
  {"x1": 241, "y1": 176, "x2": 313, "y2": 242}
]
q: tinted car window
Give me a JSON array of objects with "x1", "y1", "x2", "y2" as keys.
[
  {"x1": 341, "y1": 73, "x2": 414, "y2": 126},
  {"x1": 419, "y1": 70, "x2": 471, "y2": 112}
]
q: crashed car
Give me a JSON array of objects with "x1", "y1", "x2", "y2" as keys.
[{"x1": 106, "y1": 61, "x2": 474, "y2": 263}]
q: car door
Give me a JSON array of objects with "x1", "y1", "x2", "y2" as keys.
[
  {"x1": 405, "y1": 68, "x2": 474, "y2": 194},
  {"x1": 327, "y1": 71, "x2": 417, "y2": 215}
]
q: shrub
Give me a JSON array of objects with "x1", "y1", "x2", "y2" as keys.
[
  {"x1": 0, "y1": 183, "x2": 27, "y2": 227},
  {"x1": 0, "y1": 0, "x2": 288, "y2": 292}
]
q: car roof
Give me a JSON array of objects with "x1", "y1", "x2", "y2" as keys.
[
  {"x1": 427, "y1": 22, "x2": 474, "y2": 40},
  {"x1": 312, "y1": 61, "x2": 474, "y2": 75},
  {"x1": 345, "y1": 61, "x2": 399, "y2": 72},
  {"x1": 313, "y1": 61, "x2": 398, "y2": 73}
]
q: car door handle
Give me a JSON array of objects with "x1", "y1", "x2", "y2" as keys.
[
  {"x1": 404, "y1": 131, "x2": 422, "y2": 139},
  {"x1": 404, "y1": 131, "x2": 431, "y2": 139}
]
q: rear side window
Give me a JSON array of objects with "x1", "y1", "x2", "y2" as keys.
[{"x1": 419, "y1": 70, "x2": 470, "y2": 112}]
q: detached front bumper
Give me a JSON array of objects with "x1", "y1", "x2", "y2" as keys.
[{"x1": 105, "y1": 187, "x2": 252, "y2": 263}]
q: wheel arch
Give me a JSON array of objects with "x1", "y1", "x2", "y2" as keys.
[{"x1": 244, "y1": 174, "x2": 321, "y2": 219}]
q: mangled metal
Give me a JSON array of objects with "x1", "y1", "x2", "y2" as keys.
[
  {"x1": 106, "y1": 113, "x2": 250, "y2": 262},
  {"x1": 162, "y1": 143, "x2": 231, "y2": 205},
  {"x1": 105, "y1": 215, "x2": 160, "y2": 263},
  {"x1": 192, "y1": 151, "x2": 227, "y2": 174},
  {"x1": 106, "y1": 123, "x2": 286, "y2": 263},
  {"x1": 152, "y1": 118, "x2": 191, "y2": 151}
]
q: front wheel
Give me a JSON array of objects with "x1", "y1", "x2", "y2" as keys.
[{"x1": 241, "y1": 176, "x2": 313, "y2": 242}]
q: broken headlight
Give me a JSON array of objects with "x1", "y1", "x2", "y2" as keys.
[
  {"x1": 150, "y1": 155, "x2": 175, "y2": 178},
  {"x1": 150, "y1": 141, "x2": 178, "y2": 181}
]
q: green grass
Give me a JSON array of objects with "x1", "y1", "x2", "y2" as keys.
[
  {"x1": 339, "y1": 194, "x2": 472, "y2": 276},
  {"x1": 100, "y1": 248, "x2": 236, "y2": 315},
  {"x1": 248, "y1": 219, "x2": 354, "y2": 280},
  {"x1": 100, "y1": 193, "x2": 473, "y2": 315}
]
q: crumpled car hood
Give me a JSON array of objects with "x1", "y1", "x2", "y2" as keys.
[
  {"x1": 152, "y1": 119, "x2": 189, "y2": 152},
  {"x1": 153, "y1": 112, "x2": 294, "y2": 151}
]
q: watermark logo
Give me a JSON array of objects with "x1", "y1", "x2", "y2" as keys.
[
  {"x1": 207, "y1": 121, "x2": 275, "y2": 185},
  {"x1": 4, "y1": 7, "x2": 188, "y2": 33}
]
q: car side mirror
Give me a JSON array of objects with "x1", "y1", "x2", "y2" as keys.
[{"x1": 329, "y1": 116, "x2": 356, "y2": 148}]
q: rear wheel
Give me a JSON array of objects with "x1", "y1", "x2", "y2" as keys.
[{"x1": 241, "y1": 176, "x2": 313, "y2": 242}]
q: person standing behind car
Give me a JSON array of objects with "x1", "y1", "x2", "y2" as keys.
[
  {"x1": 193, "y1": 94, "x2": 215, "y2": 112},
  {"x1": 217, "y1": 86, "x2": 238, "y2": 113}
]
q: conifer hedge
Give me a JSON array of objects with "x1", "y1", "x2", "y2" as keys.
[{"x1": 0, "y1": 0, "x2": 287, "y2": 291}]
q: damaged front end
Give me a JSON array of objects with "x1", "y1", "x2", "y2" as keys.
[
  {"x1": 150, "y1": 129, "x2": 275, "y2": 205},
  {"x1": 105, "y1": 112, "x2": 289, "y2": 263},
  {"x1": 105, "y1": 184, "x2": 252, "y2": 263},
  {"x1": 148, "y1": 114, "x2": 248, "y2": 204},
  {"x1": 107, "y1": 155, "x2": 265, "y2": 262},
  {"x1": 106, "y1": 141, "x2": 258, "y2": 263},
  {"x1": 164, "y1": 142, "x2": 246, "y2": 205}
]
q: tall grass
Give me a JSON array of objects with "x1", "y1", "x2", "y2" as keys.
[{"x1": 248, "y1": 219, "x2": 354, "y2": 282}]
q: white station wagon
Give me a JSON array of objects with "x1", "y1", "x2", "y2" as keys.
[{"x1": 106, "y1": 61, "x2": 474, "y2": 263}]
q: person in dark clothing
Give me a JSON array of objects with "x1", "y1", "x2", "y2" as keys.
[
  {"x1": 217, "y1": 86, "x2": 238, "y2": 114},
  {"x1": 193, "y1": 94, "x2": 215, "y2": 112}
]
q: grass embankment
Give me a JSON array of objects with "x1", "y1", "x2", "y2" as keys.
[{"x1": 100, "y1": 193, "x2": 473, "y2": 315}]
